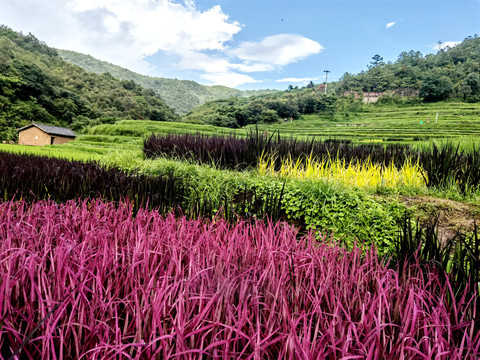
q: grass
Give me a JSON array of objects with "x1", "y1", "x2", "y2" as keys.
[
  {"x1": 259, "y1": 153, "x2": 427, "y2": 192},
  {"x1": 1, "y1": 199, "x2": 478, "y2": 358},
  {"x1": 88, "y1": 120, "x2": 237, "y2": 138},
  {"x1": 249, "y1": 102, "x2": 480, "y2": 148}
]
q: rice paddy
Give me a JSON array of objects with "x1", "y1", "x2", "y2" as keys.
[
  {"x1": 259, "y1": 153, "x2": 427, "y2": 191},
  {"x1": 1, "y1": 101, "x2": 480, "y2": 358}
]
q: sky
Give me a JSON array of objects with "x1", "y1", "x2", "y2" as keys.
[{"x1": 1, "y1": 0, "x2": 479, "y2": 90}]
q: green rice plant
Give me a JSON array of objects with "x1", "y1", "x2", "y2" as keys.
[{"x1": 259, "y1": 152, "x2": 427, "y2": 192}]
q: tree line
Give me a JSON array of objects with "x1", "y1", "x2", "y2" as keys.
[
  {"x1": 0, "y1": 26, "x2": 179, "y2": 141},
  {"x1": 336, "y1": 35, "x2": 480, "y2": 102},
  {"x1": 183, "y1": 90, "x2": 339, "y2": 128}
]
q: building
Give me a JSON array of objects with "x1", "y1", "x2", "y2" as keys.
[{"x1": 17, "y1": 123, "x2": 77, "y2": 146}]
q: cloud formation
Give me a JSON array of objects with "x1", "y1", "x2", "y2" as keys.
[
  {"x1": 433, "y1": 41, "x2": 461, "y2": 50},
  {"x1": 229, "y1": 34, "x2": 323, "y2": 68},
  {"x1": 386, "y1": 22, "x2": 396, "y2": 29},
  {"x1": 0, "y1": 0, "x2": 323, "y2": 87}
]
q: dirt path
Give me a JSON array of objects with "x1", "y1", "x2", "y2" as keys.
[{"x1": 401, "y1": 196, "x2": 480, "y2": 243}]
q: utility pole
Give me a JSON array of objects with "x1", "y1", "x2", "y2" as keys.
[{"x1": 324, "y1": 70, "x2": 330, "y2": 94}]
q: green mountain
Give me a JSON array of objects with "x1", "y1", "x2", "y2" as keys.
[
  {"x1": 57, "y1": 49, "x2": 275, "y2": 114},
  {"x1": 184, "y1": 36, "x2": 480, "y2": 129},
  {"x1": 336, "y1": 35, "x2": 480, "y2": 101},
  {"x1": 0, "y1": 26, "x2": 180, "y2": 141}
]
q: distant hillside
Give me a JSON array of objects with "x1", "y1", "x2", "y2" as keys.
[
  {"x1": 0, "y1": 26, "x2": 179, "y2": 141},
  {"x1": 336, "y1": 35, "x2": 480, "y2": 101},
  {"x1": 58, "y1": 50, "x2": 275, "y2": 114},
  {"x1": 185, "y1": 36, "x2": 480, "y2": 130}
]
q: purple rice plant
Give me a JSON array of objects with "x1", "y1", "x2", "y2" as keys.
[
  {"x1": 0, "y1": 199, "x2": 478, "y2": 359},
  {"x1": 144, "y1": 131, "x2": 480, "y2": 192},
  {"x1": 0, "y1": 151, "x2": 285, "y2": 221}
]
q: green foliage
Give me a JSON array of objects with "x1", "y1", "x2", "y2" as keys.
[
  {"x1": 461, "y1": 73, "x2": 480, "y2": 100},
  {"x1": 204, "y1": 113, "x2": 239, "y2": 128},
  {"x1": 336, "y1": 35, "x2": 480, "y2": 100},
  {"x1": 0, "y1": 26, "x2": 179, "y2": 141},
  {"x1": 184, "y1": 90, "x2": 339, "y2": 128},
  {"x1": 280, "y1": 180, "x2": 404, "y2": 255},
  {"x1": 419, "y1": 76, "x2": 453, "y2": 102},
  {"x1": 57, "y1": 49, "x2": 276, "y2": 114},
  {"x1": 368, "y1": 54, "x2": 384, "y2": 69}
]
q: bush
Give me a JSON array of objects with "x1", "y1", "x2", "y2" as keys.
[
  {"x1": 204, "y1": 113, "x2": 239, "y2": 128},
  {"x1": 420, "y1": 76, "x2": 453, "y2": 102}
]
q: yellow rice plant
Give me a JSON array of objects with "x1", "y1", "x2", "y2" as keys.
[{"x1": 258, "y1": 152, "x2": 427, "y2": 190}]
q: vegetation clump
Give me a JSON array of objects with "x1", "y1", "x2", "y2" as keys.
[
  {"x1": 259, "y1": 153, "x2": 427, "y2": 192},
  {"x1": 1, "y1": 199, "x2": 478, "y2": 358},
  {"x1": 144, "y1": 131, "x2": 480, "y2": 194}
]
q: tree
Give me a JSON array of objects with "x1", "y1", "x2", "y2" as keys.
[
  {"x1": 368, "y1": 54, "x2": 384, "y2": 69},
  {"x1": 419, "y1": 76, "x2": 453, "y2": 102},
  {"x1": 461, "y1": 73, "x2": 480, "y2": 100}
]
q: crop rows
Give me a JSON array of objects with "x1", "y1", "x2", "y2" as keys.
[
  {"x1": 0, "y1": 151, "x2": 282, "y2": 220},
  {"x1": 259, "y1": 153, "x2": 427, "y2": 190},
  {"x1": 144, "y1": 131, "x2": 480, "y2": 192},
  {"x1": 1, "y1": 199, "x2": 478, "y2": 359}
]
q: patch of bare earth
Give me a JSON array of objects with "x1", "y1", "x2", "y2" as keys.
[{"x1": 401, "y1": 196, "x2": 480, "y2": 244}]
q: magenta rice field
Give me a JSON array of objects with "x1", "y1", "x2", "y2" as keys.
[{"x1": 0, "y1": 199, "x2": 479, "y2": 359}]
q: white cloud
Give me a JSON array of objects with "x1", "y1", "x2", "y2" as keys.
[
  {"x1": 0, "y1": 0, "x2": 241, "y2": 73},
  {"x1": 386, "y1": 22, "x2": 396, "y2": 29},
  {"x1": 275, "y1": 77, "x2": 319, "y2": 83},
  {"x1": 0, "y1": 0, "x2": 324, "y2": 87},
  {"x1": 433, "y1": 41, "x2": 461, "y2": 51},
  {"x1": 229, "y1": 34, "x2": 324, "y2": 67},
  {"x1": 201, "y1": 72, "x2": 261, "y2": 87}
]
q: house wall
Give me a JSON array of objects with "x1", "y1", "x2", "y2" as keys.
[
  {"x1": 52, "y1": 136, "x2": 73, "y2": 145},
  {"x1": 18, "y1": 127, "x2": 51, "y2": 146},
  {"x1": 18, "y1": 127, "x2": 75, "y2": 146}
]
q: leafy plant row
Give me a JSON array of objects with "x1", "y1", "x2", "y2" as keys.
[
  {"x1": 144, "y1": 130, "x2": 480, "y2": 192},
  {"x1": 0, "y1": 151, "x2": 405, "y2": 254},
  {"x1": 1, "y1": 199, "x2": 478, "y2": 359},
  {"x1": 0, "y1": 151, "x2": 281, "y2": 220}
]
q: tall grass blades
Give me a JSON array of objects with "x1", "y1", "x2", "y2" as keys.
[
  {"x1": 394, "y1": 214, "x2": 480, "y2": 303},
  {"x1": 259, "y1": 153, "x2": 427, "y2": 191},
  {"x1": 144, "y1": 131, "x2": 480, "y2": 193},
  {"x1": 1, "y1": 200, "x2": 478, "y2": 359},
  {"x1": 143, "y1": 132, "x2": 255, "y2": 169},
  {"x1": 143, "y1": 130, "x2": 408, "y2": 171},
  {"x1": 0, "y1": 151, "x2": 186, "y2": 213},
  {"x1": 0, "y1": 151, "x2": 285, "y2": 221}
]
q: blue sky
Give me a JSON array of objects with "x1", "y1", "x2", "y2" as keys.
[{"x1": 1, "y1": 0, "x2": 479, "y2": 89}]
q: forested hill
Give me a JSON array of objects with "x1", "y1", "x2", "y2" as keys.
[
  {"x1": 0, "y1": 26, "x2": 179, "y2": 141},
  {"x1": 337, "y1": 35, "x2": 480, "y2": 99},
  {"x1": 57, "y1": 49, "x2": 275, "y2": 114}
]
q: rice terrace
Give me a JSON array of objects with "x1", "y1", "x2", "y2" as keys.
[{"x1": 0, "y1": 5, "x2": 480, "y2": 360}]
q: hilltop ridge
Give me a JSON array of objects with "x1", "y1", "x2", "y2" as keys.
[{"x1": 57, "y1": 49, "x2": 276, "y2": 114}]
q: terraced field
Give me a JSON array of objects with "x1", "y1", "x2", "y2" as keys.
[
  {"x1": 252, "y1": 102, "x2": 480, "y2": 146},
  {"x1": 2, "y1": 100, "x2": 480, "y2": 358}
]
